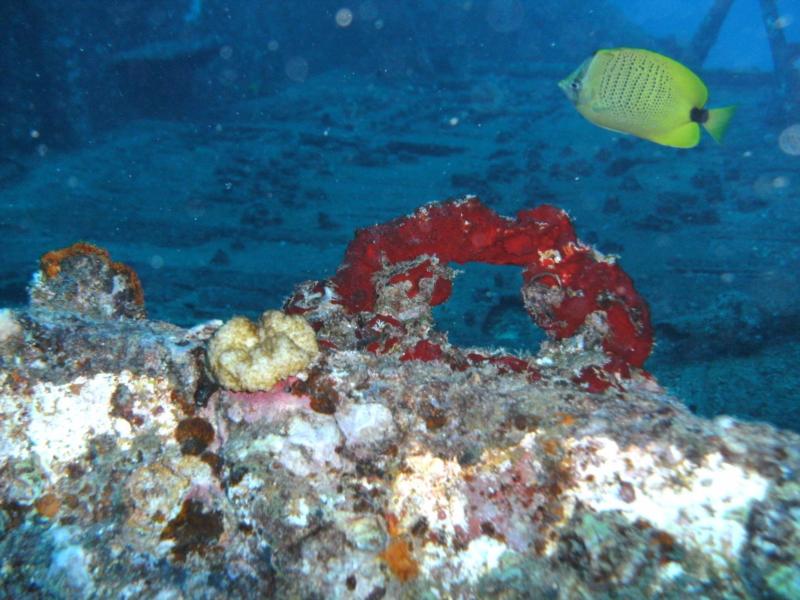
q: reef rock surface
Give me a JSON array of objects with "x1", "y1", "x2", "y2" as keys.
[{"x1": 1, "y1": 228, "x2": 799, "y2": 599}]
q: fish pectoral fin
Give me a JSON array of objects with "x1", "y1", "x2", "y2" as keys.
[
  {"x1": 589, "y1": 102, "x2": 611, "y2": 114},
  {"x1": 646, "y1": 123, "x2": 701, "y2": 148}
]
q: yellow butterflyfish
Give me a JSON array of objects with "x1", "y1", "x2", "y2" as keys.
[{"x1": 559, "y1": 48, "x2": 736, "y2": 148}]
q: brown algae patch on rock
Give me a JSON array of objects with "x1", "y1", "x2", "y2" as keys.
[
  {"x1": 31, "y1": 242, "x2": 146, "y2": 320},
  {"x1": 207, "y1": 310, "x2": 319, "y2": 391}
]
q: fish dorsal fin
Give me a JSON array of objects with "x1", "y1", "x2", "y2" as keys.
[
  {"x1": 593, "y1": 48, "x2": 618, "y2": 61},
  {"x1": 646, "y1": 122, "x2": 701, "y2": 148}
]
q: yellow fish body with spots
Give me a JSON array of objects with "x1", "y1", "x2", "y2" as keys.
[{"x1": 559, "y1": 48, "x2": 736, "y2": 148}]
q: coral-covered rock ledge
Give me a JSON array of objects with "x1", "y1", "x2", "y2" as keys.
[{"x1": 1, "y1": 205, "x2": 799, "y2": 598}]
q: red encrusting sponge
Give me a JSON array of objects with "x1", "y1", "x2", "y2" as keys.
[
  {"x1": 331, "y1": 198, "x2": 651, "y2": 368},
  {"x1": 287, "y1": 197, "x2": 652, "y2": 390}
]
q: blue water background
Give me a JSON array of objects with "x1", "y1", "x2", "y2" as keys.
[{"x1": 1, "y1": 0, "x2": 799, "y2": 430}]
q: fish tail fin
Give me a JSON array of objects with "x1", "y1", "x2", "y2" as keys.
[{"x1": 703, "y1": 105, "x2": 737, "y2": 143}]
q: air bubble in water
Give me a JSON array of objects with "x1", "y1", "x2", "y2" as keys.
[
  {"x1": 335, "y1": 8, "x2": 353, "y2": 27},
  {"x1": 778, "y1": 124, "x2": 800, "y2": 156}
]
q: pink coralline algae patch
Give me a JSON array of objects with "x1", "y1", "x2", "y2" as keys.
[
  {"x1": 464, "y1": 451, "x2": 546, "y2": 552},
  {"x1": 286, "y1": 197, "x2": 652, "y2": 389},
  {"x1": 226, "y1": 378, "x2": 311, "y2": 424}
]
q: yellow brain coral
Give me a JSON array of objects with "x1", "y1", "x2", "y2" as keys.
[{"x1": 207, "y1": 310, "x2": 319, "y2": 391}]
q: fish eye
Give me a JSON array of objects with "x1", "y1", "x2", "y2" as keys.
[{"x1": 570, "y1": 81, "x2": 580, "y2": 90}]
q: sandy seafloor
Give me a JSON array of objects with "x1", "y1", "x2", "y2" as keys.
[{"x1": 1, "y1": 61, "x2": 798, "y2": 431}]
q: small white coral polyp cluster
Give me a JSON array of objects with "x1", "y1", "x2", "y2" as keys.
[{"x1": 207, "y1": 310, "x2": 318, "y2": 391}]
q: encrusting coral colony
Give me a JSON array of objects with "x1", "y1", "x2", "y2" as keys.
[{"x1": 0, "y1": 197, "x2": 798, "y2": 598}]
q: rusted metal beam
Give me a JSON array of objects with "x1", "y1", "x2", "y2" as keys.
[
  {"x1": 685, "y1": 0, "x2": 735, "y2": 66},
  {"x1": 759, "y1": 0, "x2": 799, "y2": 113}
]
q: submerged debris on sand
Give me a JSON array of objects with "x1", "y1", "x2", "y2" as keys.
[{"x1": 1, "y1": 200, "x2": 798, "y2": 599}]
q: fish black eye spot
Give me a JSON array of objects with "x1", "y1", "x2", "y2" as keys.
[
  {"x1": 690, "y1": 107, "x2": 709, "y2": 123},
  {"x1": 571, "y1": 81, "x2": 580, "y2": 90}
]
